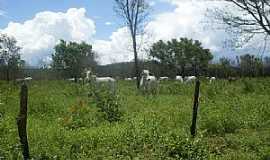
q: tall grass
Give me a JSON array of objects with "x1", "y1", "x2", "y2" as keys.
[{"x1": 0, "y1": 79, "x2": 269, "y2": 159}]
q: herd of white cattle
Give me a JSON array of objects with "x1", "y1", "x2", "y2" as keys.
[
  {"x1": 70, "y1": 69, "x2": 216, "y2": 93},
  {"x1": 81, "y1": 69, "x2": 216, "y2": 83},
  {"x1": 15, "y1": 70, "x2": 216, "y2": 93},
  {"x1": 125, "y1": 70, "x2": 216, "y2": 84}
]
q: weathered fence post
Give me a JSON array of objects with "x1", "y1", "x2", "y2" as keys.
[
  {"x1": 16, "y1": 82, "x2": 30, "y2": 160},
  {"x1": 190, "y1": 79, "x2": 200, "y2": 137}
]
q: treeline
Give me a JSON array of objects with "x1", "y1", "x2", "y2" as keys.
[
  {"x1": 96, "y1": 54, "x2": 270, "y2": 78},
  {"x1": 0, "y1": 54, "x2": 270, "y2": 80},
  {"x1": 1, "y1": 33, "x2": 270, "y2": 81}
]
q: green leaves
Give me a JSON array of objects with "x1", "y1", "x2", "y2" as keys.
[
  {"x1": 52, "y1": 40, "x2": 97, "y2": 79},
  {"x1": 150, "y1": 38, "x2": 213, "y2": 75}
]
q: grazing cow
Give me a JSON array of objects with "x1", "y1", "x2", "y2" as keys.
[
  {"x1": 185, "y1": 76, "x2": 196, "y2": 83},
  {"x1": 67, "y1": 78, "x2": 75, "y2": 82},
  {"x1": 176, "y1": 76, "x2": 184, "y2": 82},
  {"x1": 209, "y1": 77, "x2": 216, "y2": 83},
  {"x1": 67, "y1": 77, "x2": 84, "y2": 83},
  {"x1": 16, "y1": 77, "x2": 33, "y2": 82},
  {"x1": 125, "y1": 78, "x2": 133, "y2": 81},
  {"x1": 228, "y1": 77, "x2": 237, "y2": 82},
  {"x1": 85, "y1": 70, "x2": 92, "y2": 82},
  {"x1": 91, "y1": 75, "x2": 116, "y2": 94},
  {"x1": 140, "y1": 70, "x2": 158, "y2": 94},
  {"x1": 24, "y1": 77, "x2": 33, "y2": 81},
  {"x1": 159, "y1": 77, "x2": 169, "y2": 81},
  {"x1": 15, "y1": 77, "x2": 33, "y2": 85}
]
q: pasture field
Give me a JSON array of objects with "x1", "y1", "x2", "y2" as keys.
[{"x1": 0, "y1": 79, "x2": 270, "y2": 159}]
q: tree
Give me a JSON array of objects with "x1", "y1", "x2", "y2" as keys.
[
  {"x1": 114, "y1": 0, "x2": 150, "y2": 89},
  {"x1": 0, "y1": 34, "x2": 22, "y2": 81},
  {"x1": 150, "y1": 38, "x2": 213, "y2": 77},
  {"x1": 212, "y1": 0, "x2": 270, "y2": 46},
  {"x1": 240, "y1": 54, "x2": 263, "y2": 77},
  {"x1": 219, "y1": 57, "x2": 232, "y2": 78},
  {"x1": 52, "y1": 40, "x2": 97, "y2": 81}
]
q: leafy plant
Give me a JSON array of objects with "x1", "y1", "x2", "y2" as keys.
[
  {"x1": 62, "y1": 99, "x2": 98, "y2": 129},
  {"x1": 93, "y1": 86, "x2": 122, "y2": 123},
  {"x1": 242, "y1": 79, "x2": 255, "y2": 93}
]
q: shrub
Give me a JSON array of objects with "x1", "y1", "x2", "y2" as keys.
[
  {"x1": 202, "y1": 109, "x2": 241, "y2": 135},
  {"x1": 61, "y1": 99, "x2": 98, "y2": 129},
  {"x1": 164, "y1": 134, "x2": 209, "y2": 159},
  {"x1": 93, "y1": 86, "x2": 122, "y2": 123},
  {"x1": 242, "y1": 79, "x2": 255, "y2": 93}
]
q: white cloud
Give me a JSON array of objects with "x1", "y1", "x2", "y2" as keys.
[
  {"x1": 94, "y1": 0, "x2": 270, "y2": 65},
  {"x1": 0, "y1": 10, "x2": 6, "y2": 16},
  {"x1": 94, "y1": 0, "x2": 232, "y2": 65},
  {"x1": 1, "y1": 1, "x2": 267, "y2": 66},
  {"x1": 149, "y1": 1, "x2": 156, "y2": 6},
  {"x1": 0, "y1": 8, "x2": 96, "y2": 65},
  {"x1": 147, "y1": 1, "x2": 228, "y2": 50},
  {"x1": 105, "y1": 21, "x2": 112, "y2": 26},
  {"x1": 93, "y1": 27, "x2": 134, "y2": 65}
]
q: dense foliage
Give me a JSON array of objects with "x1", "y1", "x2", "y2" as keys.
[
  {"x1": 150, "y1": 38, "x2": 213, "y2": 76},
  {"x1": 0, "y1": 34, "x2": 24, "y2": 81},
  {"x1": 52, "y1": 40, "x2": 97, "y2": 81},
  {"x1": 0, "y1": 79, "x2": 269, "y2": 159}
]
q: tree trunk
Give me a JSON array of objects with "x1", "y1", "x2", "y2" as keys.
[
  {"x1": 181, "y1": 65, "x2": 185, "y2": 77},
  {"x1": 6, "y1": 65, "x2": 10, "y2": 82},
  {"x1": 132, "y1": 35, "x2": 140, "y2": 89}
]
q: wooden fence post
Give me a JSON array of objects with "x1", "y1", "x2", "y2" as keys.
[
  {"x1": 190, "y1": 79, "x2": 200, "y2": 137},
  {"x1": 16, "y1": 83, "x2": 30, "y2": 160}
]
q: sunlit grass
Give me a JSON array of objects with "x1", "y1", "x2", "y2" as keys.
[{"x1": 0, "y1": 79, "x2": 269, "y2": 159}]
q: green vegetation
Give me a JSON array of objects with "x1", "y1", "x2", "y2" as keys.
[{"x1": 0, "y1": 79, "x2": 269, "y2": 159}]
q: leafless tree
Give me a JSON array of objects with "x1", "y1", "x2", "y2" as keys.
[
  {"x1": 114, "y1": 0, "x2": 149, "y2": 89},
  {"x1": 226, "y1": 0, "x2": 270, "y2": 34},
  {"x1": 209, "y1": 0, "x2": 270, "y2": 48}
]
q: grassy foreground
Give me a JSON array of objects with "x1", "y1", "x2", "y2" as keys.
[{"x1": 0, "y1": 79, "x2": 269, "y2": 159}]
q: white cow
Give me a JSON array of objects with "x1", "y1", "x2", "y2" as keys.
[
  {"x1": 67, "y1": 78, "x2": 83, "y2": 82},
  {"x1": 185, "y1": 76, "x2": 196, "y2": 83},
  {"x1": 140, "y1": 70, "x2": 158, "y2": 94},
  {"x1": 16, "y1": 77, "x2": 33, "y2": 82},
  {"x1": 24, "y1": 77, "x2": 33, "y2": 81},
  {"x1": 159, "y1": 77, "x2": 169, "y2": 81},
  {"x1": 85, "y1": 70, "x2": 92, "y2": 82},
  {"x1": 67, "y1": 78, "x2": 75, "y2": 82},
  {"x1": 209, "y1": 77, "x2": 216, "y2": 83},
  {"x1": 176, "y1": 76, "x2": 184, "y2": 82},
  {"x1": 91, "y1": 75, "x2": 116, "y2": 94},
  {"x1": 125, "y1": 78, "x2": 133, "y2": 81}
]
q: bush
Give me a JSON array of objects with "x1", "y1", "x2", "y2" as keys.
[
  {"x1": 202, "y1": 109, "x2": 242, "y2": 135},
  {"x1": 93, "y1": 86, "x2": 122, "y2": 123},
  {"x1": 242, "y1": 79, "x2": 255, "y2": 93},
  {"x1": 164, "y1": 134, "x2": 209, "y2": 159},
  {"x1": 61, "y1": 99, "x2": 98, "y2": 129}
]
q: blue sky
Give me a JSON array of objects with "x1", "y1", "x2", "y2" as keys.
[
  {"x1": 0, "y1": 0, "x2": 267, "y2": 65},
  {"x1": 0, "y1": 0, "x2": 174, "y2": 40}
]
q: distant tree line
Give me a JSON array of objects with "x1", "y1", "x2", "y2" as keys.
[
  {"x1": 0, "y1": 33, "x2": 24, "y2": 81},
  {"x1": 1, "y1": 34, "x2": 270, "y2": 81},
  {"x1": 96, "y1": 54, "x2": 270, "y2": 79}
]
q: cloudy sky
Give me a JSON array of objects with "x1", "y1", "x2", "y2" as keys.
[{"x1": 0, "y1": 0, "x2": 268, "y2": 65}]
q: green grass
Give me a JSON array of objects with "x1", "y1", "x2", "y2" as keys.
[{"x1": 0, "y1": 79, "x2": 270, "y2": 159}]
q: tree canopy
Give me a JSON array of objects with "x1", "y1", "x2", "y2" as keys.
[
  {"x1": 52, "y1": 40, "x2": 97, "y2": 80},
  {"x1": 0, "y1": 34, "x2": 23, "y2": 81},
  {"x1": 150, "y1": 38, "x2": 213, "y2": 76}
]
